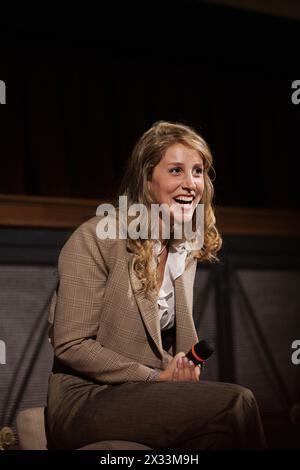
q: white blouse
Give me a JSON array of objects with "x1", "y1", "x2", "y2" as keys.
[{"x1": 154, "y1": 241, "x2": 188, "y2": 331}]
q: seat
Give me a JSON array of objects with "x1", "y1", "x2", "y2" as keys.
[{"x1": 16, "y1": 407, "x2": 153, "y2": 450}]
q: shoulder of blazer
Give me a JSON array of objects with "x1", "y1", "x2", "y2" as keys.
[
  {"x1": 57, "y1": 216, "x2": 127, "y2": 279},
  {"x1": 68, "y1": 215, "x2": 202, "y2": 270},
  {"x1": 70, "y1": 215, "x2": 127, "y2": 250}
]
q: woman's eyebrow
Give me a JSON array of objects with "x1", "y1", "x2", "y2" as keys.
[{"x1": 167, "y1": 162, "x2": 203, "y2": 166}]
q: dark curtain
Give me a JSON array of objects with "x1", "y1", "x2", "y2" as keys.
[{"x1": 0, "y1": 1, "x2": 300, "y2": 208}]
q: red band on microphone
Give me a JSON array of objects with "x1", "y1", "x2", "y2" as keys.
[{"x1": 191, "y1": 345, "x2": 205, "y2": 363}]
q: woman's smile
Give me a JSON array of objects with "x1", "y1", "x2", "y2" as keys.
[{"x1": 148, "y1": 142, "x2": 204, "y2": 224}]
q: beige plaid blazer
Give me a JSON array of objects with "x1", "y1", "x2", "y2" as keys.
[{"x1": 48, "y1": 216, "x2": 199, "y2": 384}]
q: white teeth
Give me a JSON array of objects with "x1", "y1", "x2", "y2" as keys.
[{"x1": 174, "y1": 196, "x2": 194, "y2": 202}]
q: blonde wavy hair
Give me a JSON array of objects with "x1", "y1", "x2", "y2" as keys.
[{"x1": 116, "y1": 120, "x2": 222, "y2": 297}]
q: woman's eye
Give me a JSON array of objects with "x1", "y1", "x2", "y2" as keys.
[
  {"x1": 169, "y1": 167, "x2": 203, "y2": 175},
  {"x1": 169, "y1": 167, "x2": 182, "y2": 174}
]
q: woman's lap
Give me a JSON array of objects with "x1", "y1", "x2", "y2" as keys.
[{"x1": 46, "y1": 372, "x2": 266, "y2": 450}]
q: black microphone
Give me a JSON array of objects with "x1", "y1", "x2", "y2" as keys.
[{"x1": 186, "y1": 339, "x2": 215, "y2": 368}]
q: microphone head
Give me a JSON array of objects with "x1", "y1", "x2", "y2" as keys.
[
  {"x1": 186, "y1": 338, "x2": 215, "y2": 366},
  {"x1": 194, "y1": 339, "x2": 215, "y2": 361}
]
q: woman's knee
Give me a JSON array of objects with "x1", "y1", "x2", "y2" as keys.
[
  {"x1": 233, "y1": 384, "x2": 259, "y2": 413},
  {"x1": 221, "y1": 382, "x2": 257, "y2": 405},
  {"x1": 215, "y1": 382, "x2": 261, "y2": 427}
]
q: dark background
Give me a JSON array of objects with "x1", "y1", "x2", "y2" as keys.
[
  {"x1": 1, "y1": 0, "x2": 300, "y2": 452},
  {"x1": 1, "y1": 0, "x2": 300, "y2": 208}
]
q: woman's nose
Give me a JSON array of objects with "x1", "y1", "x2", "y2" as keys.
[{"x1": 182, "y1": 173, "x2": 196, "y2": 190}]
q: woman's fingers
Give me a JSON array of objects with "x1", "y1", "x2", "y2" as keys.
[
  {"x1": 188, "y1": 360, "x2": 198, "y2": 381},
  {"x1": 194, "y1": 364, "x2": 201, "y2": 381},
  {"x1": 187, "y1": 360, "x2": 200, "y2": 381},
  {"x1": 177, "y1": 356, "x2": 184, "y2": 380},
  {"x1": 173, "y1": 356, "x2": 200, "y2": 381},
  {"x1": 175, "y1": 356, "x2": 186, "y2": 381},
  {"x1": 184, "y1": 357, "x2": 193, "y2": 380},
  {"x1": 173, "y1": 367, "x2": 179, "y2": 381}
]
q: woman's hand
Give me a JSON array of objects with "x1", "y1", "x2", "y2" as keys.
[
  {"x1": 157, "y1": 352, "x2": 201, "y2": 382},
  {"x1": 172, "y1": 355, "x2": 201, "y2": 382}
]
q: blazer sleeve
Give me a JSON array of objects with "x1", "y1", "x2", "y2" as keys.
[{"x1": 52, "y1": 219, "x2": 155, "y2": 384}]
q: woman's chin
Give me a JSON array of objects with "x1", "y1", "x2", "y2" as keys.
[{"x1": 171, "y1": 209, "x2": 194, "y2": 225}]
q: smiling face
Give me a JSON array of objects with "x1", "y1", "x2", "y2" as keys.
[{"x1": 147, "y1": 142, "x2": 204, "y2": 227}]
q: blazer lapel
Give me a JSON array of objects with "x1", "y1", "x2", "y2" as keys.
[
  {"x1": 174, "y1": 254, "x2": 198, "y2": 354},
  {"x1": 127, "y1": 251, "x2": 164, "y2": 358},
  {"x1": 127, "y1": 239, "x2": 199, "y2": 359}
]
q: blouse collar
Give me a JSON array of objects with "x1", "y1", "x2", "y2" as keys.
[{"x1": 154, "y1": 231, "x2": 201, "y2": 255}]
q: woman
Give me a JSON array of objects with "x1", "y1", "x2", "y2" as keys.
[{"x1": 46, "y1": 121, "x2": 267, "y2": 449}]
